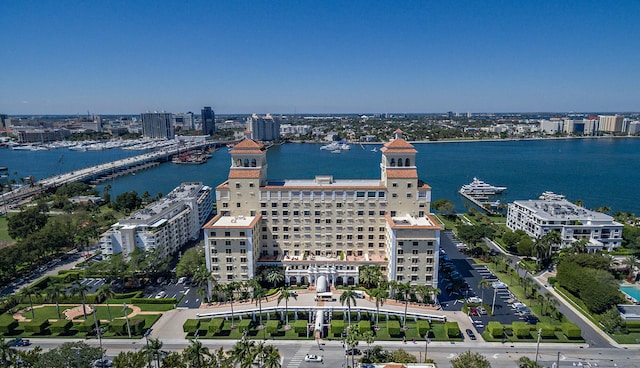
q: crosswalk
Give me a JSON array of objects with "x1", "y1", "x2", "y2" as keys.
[{"x1": 286, "y1": 345, "x2": 312, "y2": 368}]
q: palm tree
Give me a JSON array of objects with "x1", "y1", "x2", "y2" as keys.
[
  {"x1": 478, "y1": 279, "x2": 492, "y2": 304},
  {"x1": 192, "y1": 266, "x2": 215, "y2": 303},
  {"x1": 340, "y1": 287, "x2": 358, "y2": 326},
  {"x1": 95, "y1": 284, "x2": 116, "y2": 321},
  {"x1": 161, "y1": 352, "x2": 186, "y2": 368},
  {"x1": 72, "y1": 281, "x2": 91, "y2": 319},
  {"x1": 276, "y1": 286, "x2": 297, "y2": 325},
  {"x1": 183, "y1": 339, "x2": 210, "y2": 368},
  {"x1": 44, "y1": 282, "x2": 66, "y2": 319},
  {"x1": 223, "y1": 282, "x2": 238, "y2": 328},
  {"x1": 230, "y1": 340, "x2": 255, "y2": 368},
  {"x1": 430, "y1": 287, "x2": 442, "y2": 305},
  {"x1": 265, "y1": 268, "x2": 284, "y2": 288},
  {"x1": 143, "y1": 337, "x2": 164, "y2": 368},
  {"x1": 533, "y1": 239, "x2": 549, "y2": 269},
  {"x1": 359, "y1": 265, "x2": 382, "y2": 288},
  {"x1": 0, "y1": 338, "x2": 16, "y2": 368},
  {"x1": 261, "y1": 344, "x2": 282, "y2": 368},
  {"x1": 624, "y1": 256, "x2": 639, "y2": 277},
  {"x1": 210, "y1": 347, "x2": 228, "y2": 368},
  {"x1": 414, "y1": 285, "x2": 431, "y2": 305},
  {"x1": 397, "y1": 281, "x2": 412, "y2": 329},
  {"x1": 250, "y1": 281, "x2": 268, "y2": 326},
  {"x1": 112, "y1": 351, "x2": 147, "y2": 368},
  {"x1": 362, "y1": 330, "x2": 375, "y2": 360},
  {"x1": 18, "y1": 286, "x2": 39, "y2": 320},
  {"x1": 368, "y1": 287, "x2": 388, "y2": 326}
]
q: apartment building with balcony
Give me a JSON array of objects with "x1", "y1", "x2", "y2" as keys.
[
  {"x1": 203, "y1": 130, "x2": 441, "y2": 288},
  {"x1": 100, "y1": 182, "x2": 213, "y2": 258},
  {"x1": 506, "y1": 196, "x2": 623, "y2": 252}
]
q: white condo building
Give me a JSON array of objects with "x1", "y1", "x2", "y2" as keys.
[
  {"x1": 203, "y1": 131, "x2": 442, "y2": 288},
  {"x1": 100, "y1": 182, "x2": 213, "y2": 258},
  {"x1": 506, "y1": 196, "x2": 623, "y2": 252}
]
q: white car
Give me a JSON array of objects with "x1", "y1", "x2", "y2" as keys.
[
  {"x1": 304, "y1": 354, "x2": 323, "y2": 362},
  {"x1": 155, "y1": 291, "x2": 166, "y2": 299}
]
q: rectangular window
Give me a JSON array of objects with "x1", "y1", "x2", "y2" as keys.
[
  {"x1": 225, "y1": 240, "x2": 231, "y2": 246},
  {"x1": 357, "y1": 192, "x2": 365, "y2": 198},
  {"x1": 235, "y1": 183, "x2": 241, "y2": 188},
  {"x1": 223, "y1": 203, "x2": 229, "y2": 208},
  {"x1": 227, "y1": 266, "x2": 233, "y2": 271},
  {"x1": 367, "y1": 191, "x2": 376, "y2": 197},
  {"x1": 225, "y1": 232, "x2": 231, "y2": 237},
  {"x1": 239, "y1": 231, "x2": 245, "y2": 236}
]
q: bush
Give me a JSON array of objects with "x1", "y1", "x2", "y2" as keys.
[
  {"x1": 130, "y1": 318, "x2": 145, "y2": 335},
  {"x1": 24, "y1": 319, "x2": 49, "y2": 334},
  {"x1": 626, "y1": 320, "x2": 640, "y2": 332},
  {"x1": 265, "y1": 320, "x2": 279, "y2": 334},
  {"x1": 330, "y1": 320, "x2": 344, "y2": 336},
  {"x1": 416, "y1": 320, "x2": 431, "y2": 336},
  {"x1": 131, "y1": 297, "x2": 176, "y2": 305},
  {"x1": 561, "y1": 322, "x2": 582, "y2": 339},
  {"x1": 294, "y1": 319, "x2": 307, "y2": 334},
  {"x1": 511, "y1": 322, "x2": 531, "y2": 338},
  {"x1": 0, "y1": 318, "x2": 18, "y2": 335},
  {"x1": 77, "y1": 319, "x2": 96, "y2": 333},
  {"x1": 486, "y1": 321, "x2": 503, "y2": 338},
  {"x1": 183, "y1": 319, "x2": 200, "y2": 333},
  {"x1": 49, "y1": 320, "x2": 73, "y2": 334},
  {"x1": 444, "y1": 321, "x2": 460, "y2": 338},
  {"x1": 358, "y1": 320, "x2": 371, "y2": 334},
  {"x1": 536, "y1": 323, "x2": 556, "y2": 338},
  {"x1": 238, "y1": 319, "x2": 251, "y2": 330},
  {"x1": 387, "y1": 320, "x2": 401, "y2": 336}
]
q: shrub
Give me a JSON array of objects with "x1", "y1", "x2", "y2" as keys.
[
  {"x1": 24, "y1": 319, "x2": 49, "y2": 334},
  {"x1": 77, "y1": 319, "x2": 96, "y2": 333},
  {"x1": 358, "y1": 320, "x2": 371, "y2": 334},
  {"x1": 265, "y1": 320, "x2": 279, "y2": 334},
  {"x1": 183, "y1": 319, "x2": 200, "y2": 333},
  {"x1": 445, "y1": 321, "x2": 460, "y2": 338},
  {"x1": 294, "y1": 320, "x2": 307, "y2": 334},
  {"x1": 0, "y1": 318, "x2": 18, "y2": 335},
  {"x1": 536, "y1": 323, "x2": 556, "y2": 338},
  {"x1": 487, "y1": 321, "x2": 503, "y2": 338},
  {"x1": 331, "y1": 320, "x2": 345, "y2": 336},
  {"x1": 561, "y1": 323, "x2": 582, "y2": 339},
  {"x1": 417, "y1": 320, "x2": 431, "y2": 336},
  {"x1": 625, "y1": 320, "x2": 640, "y2": 332},
  {"x1": 387, "y1": 320, "x2": 401, "y2": 336},
  {"x1": 131, "y1": 297, "x2": 177, "y2": 305},
  {"x1": 238, "y1": 319, "x2": 251, "y2": 330},
  {"x1": 109, "y1": 319, "x2": 128, "y2": 335},
  {"x1": 130, "y1": 318, "x2": 145, "y2": 335},
  {"x1": 511, "y1": 322, "x2": 531, "y2": 338},
  {"x1": 49, "y1": 320, "x2": 73, "y2": 334}
]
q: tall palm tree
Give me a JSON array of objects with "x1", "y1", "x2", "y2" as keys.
[
  {"x1": 414, "y1": 285, "x2": 431, "y2": 305},
  {"x1": 95, "y1": 284, "x2": 116, "y2": 321},
  {"x1": 430, "y1": 287, "x2": 442, "y2": 305},
  {"x1": 250, "y1": 280, "x2": 268, "y2": 326},
  {"x1": 478, "y1": 279, "x2": 492, "y2": 304},
  {"x1": 210, "y1": 347, "x2": 228, "y2": 368},
  {"x1": 532, "y1": 239, "x2": 549, "y2": 269},
  {"x1": 362, "y1": 330, "x2": 375, "y2": 360},
  {"x1": 624, "y1": 256, "x2": 639, "y2": 277},
  {"x1": 397, "y1": 281, "x2": 412, "y2": 329},
  {"x1": 18, "y1": 286, "x2": 39, "y2": 320},
  {"x1": 143, "y1": 337, "x2": 164, "y2": 368},
  {"x1": 359, "y1": 265, "x2": 382, "y2": 289},
  {"x1": 223, "y1": 282, "x2": 238, "y2": 328},
  {"x1": 72, "y1": 281, "x2": 91, "y2": 319},
  {"x1": 0, "y1": 338, "x2": 16, "y2": 368},
  {"x1": 276, "y1": 286, "x2": 297, "y2": 325},
  {"x1": 368, "y1": 287, "x2": 388, "y2": 326},
  {"x1": 230, "y1": 340, "x2": 256, "y2": 368},
  {"x1": 44, "y1": 282, "x2": 66, "y2": 319},
  {"x1": 192, "y1": 266, "x2": 215, "y2": 303},
  {"x1": 183, "y1": 339, "x2": 210, "y2": 368},
  {"x1": 340, "y1": 287, "x2": 358, "y2": 326},
  {"x1": 161, "y1": 352, "x2": 186, "y2": 368},
  {"x1": 261, "y1": 344, "x2": 282, "y2": 368}
]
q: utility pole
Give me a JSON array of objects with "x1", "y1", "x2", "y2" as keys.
[
  {"x1": 123, "y1": 303, "x2": 132, "y2": 338},
  {"x1": 424, "y1": 332, "x2": 430, "y2": 363},
  {"x1": 491, "y1": 286, "x2": 497, "y2": 314},
  {"x1": 91, "y1": 305, "x2": 104, "y2": 365},
  {"x1": 535, "y1": 328, "x2": 542, "y2": 364},
  {"x1": 144, "y1": 328, "x2": 153, "y2": 368}
]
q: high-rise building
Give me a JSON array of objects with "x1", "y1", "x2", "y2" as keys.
[
  {"x1": 247, "y1": 113, "x2": 280, "y2": 141},
  {"x1": 202, "y1": 107, "x2": 216, "y2": 135},
  {"x1": 599, "y1": 115, "x2": 624, "y2": 133},
  {"x1": 0, "y1": 114, "x2": 7, "y2": 130},
  {"x1": 173, "y1": 112, "x2": 195, "y2": 131},
  {"x1": 203, "y1": 130, "x2": 441, "y2": 288},
  {"x1": 141, "y1": 112, "x2": 174, "y2": 139}
]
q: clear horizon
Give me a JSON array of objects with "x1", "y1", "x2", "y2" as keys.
[{"x1": 1, "y1": 1, "x2": 638, "y2": 115}]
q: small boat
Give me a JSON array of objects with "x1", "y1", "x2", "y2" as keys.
[
  {"x1": 371, "y1": 147, "x2": 378, "y2": 152},
  {"x1": 331, "y1": 149, "x2": 341, "y2": 154}
]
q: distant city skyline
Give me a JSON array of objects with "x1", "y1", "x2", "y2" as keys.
[{"x1": 1, "y1": 1, "x2": 638, "y2": 115}]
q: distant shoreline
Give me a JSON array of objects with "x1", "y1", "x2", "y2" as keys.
[{"x1": 289, "y1": 135, "x2": 639, "y2": 145}]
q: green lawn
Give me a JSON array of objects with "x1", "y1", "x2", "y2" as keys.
[
  {"x1": 0, "y1": 215, "x2": 14, "y2": 242},
  {"x1": 482, "y1": 329, "x2": 584, "y2": 344},
  {"x1": 15, "y1": 305, "x2": 133, "y2": 321}
]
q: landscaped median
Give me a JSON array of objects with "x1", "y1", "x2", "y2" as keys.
[{"x1": 481, "y1": 320, "x2": 583, "y2": 343}]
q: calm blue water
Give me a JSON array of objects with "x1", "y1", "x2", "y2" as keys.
[
  {"x1": 620, "y1": 285, "x2": 640, "y2": 301},
  {"x1": 1, "y1": 138, "x2": 639, "y2": 214}
]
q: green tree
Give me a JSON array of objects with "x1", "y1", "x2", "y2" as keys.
[
  {"x1": 176, "y1": 246, "x2": 206, "y2": 279},
  {"x1": 34, "y1": 341, "x2": 102, "y2": 368},
  {"x1": 113, "y1": 350, "x2": 147, "y2": 368},
  {"x1": 340, "y1": 286, "x2": 358, "y2": 326},
  {"x1": 359, "y1": 265, "x2": 382, "y2": 289},
  {"x1": 0, "y1": 338, "x2": 16, "y2": 368},
  {"x1": 450, "y1": 350, "x2": 492, "y2": 368},
  {"x1": 18, "y1": 286, "x2": 39, "y2": 320},
  {"x1": 229, "y1": 340, "x2": 255, "y2": 368},
  {"x1": 600, "y1": 307, "x2": 625, "y2": 334},
  {"x1": 518, "y1": 356, "x2": 540, "y2": 368},
  {"x1": 277, "y1": 286, "x2": 297, "y2": 325},
  {"x1": 7, "y1": 206, "x2": 48, "y2": 239},
  {"x1": 44, "y1": 281, "x2": 67, "y2": 319},
  {"x1": 478, "y1": 279, "x2": 492, "y2": 304},
  {"x1": 432, "y1": 198, "x2": 456, "y2": 218},
  {"x1": 265, "y1": 267, "x2": 284, "y2": 287},
  {"x1": 368, "y1": 287, "x2": 388, "y2": 326},
  {"x1": 161, "y1": 352, "x2": 187, "y2": 368},
  {"x1": 183, "y1": 339, "x2": 210, "y2": 368},
  {"x1": 72, "y1": 281, "x2": 91, "y2": 320},
  {"x1": 250, "y1": 280, "x2": 268, "y2": 326},
  {"x1": 143, "y1": 337, "x2": 164, "y2": 368},
  {"x1": 95, "y1": 284, "x2": 116, "y2": 321}
]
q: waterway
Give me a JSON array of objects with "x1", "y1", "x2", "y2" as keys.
[{"x1": 1, "y1": 137, "x2": 639, "y2": 214}]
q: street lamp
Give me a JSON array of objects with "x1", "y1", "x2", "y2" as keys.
[
  {"x1": 91, "y1": 304, "x2": 104, "y2": 365},
  {"x1": 144, "y1": 328, "x2": 153, "y2": 368},
  {"x1": 424, "y1": 332, "x2": 430, "y2": 363},
  {"x1": 535, "y1": 328, "x2": 542, "y2": 364}
]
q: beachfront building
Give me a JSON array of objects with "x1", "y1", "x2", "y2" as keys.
[
  {"x1": 506, "y1": 196, "x2": 623, "y2": 252},
  {"x1": 246, "y1": 113, "x2": 280, "y2": 141},
  {"x1": 203, "y1": 130, "x2": 441, "y2": 288},
  {"x1": 100, "y1": 182, "x2": 213, "y2": 258}
]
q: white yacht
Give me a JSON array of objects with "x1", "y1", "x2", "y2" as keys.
[{"x1": 460, "y1": 177, "x2": 507, "y2": 195}]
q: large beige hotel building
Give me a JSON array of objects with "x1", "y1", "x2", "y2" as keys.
[{"x1": 203, "y1": 131, "x2": 441, "y2": 289}]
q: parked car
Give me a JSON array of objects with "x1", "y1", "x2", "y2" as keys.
[
  {"x1": 477, "y1": 306, "x2": 487, "y2": 315},
  {"x1": 155, "y1": 291, "x2": 167, "y2": 299},
  {"x1": 8, "y1": 338, "x2": 30, "y2": 347},
  {"x1": 93, "y1": 359, "x2": 113, "y2": 367},
  {"x1": 466, "y1": 328, "x2": 477, "y2": 340},
  {"x1": 345, "y1": 348, "x2": 362, "y2": 355},
  {"x1": 304, "y1": 354, "x2": 323, "y2": 362},
  {"x1": 522, "y1": 314, "x2": 539, "y2": 324},
  {"x1": 177, "y1": 276, "x2": 188, "y2": 284}
]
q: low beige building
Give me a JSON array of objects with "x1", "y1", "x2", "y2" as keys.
[{"x1": 203, "y1": 131, "x2": 441, "y2": 288}]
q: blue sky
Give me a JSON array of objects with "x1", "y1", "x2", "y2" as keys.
[{"x1": 1, "y1": 0, "x2": 638, "y2": 114}]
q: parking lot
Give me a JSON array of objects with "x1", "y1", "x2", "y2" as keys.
[{"x1": 438, "y1": 230, "x2": 524, "y2": 336}]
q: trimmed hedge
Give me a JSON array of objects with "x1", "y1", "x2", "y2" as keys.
[
  {"x1": 536, "y1": 323, "x2": 556, "y2": 338},
  {"x1": 561, "y1": 322, "x2": 582, "y2": 339},
  {"x1": 49, "y1": 320, "x2": 73, "y2": 334},
  {"x1": 207, "y1": 318, "x2": 224, "y2": 334},
  {"x1": 511, "y1": 322, "x2": 531, "y2": 338},
  {"x1": 183, "y1": 319, "x2": 200, "y2": 333},
  {"x1": 358, "y1": 320, "x2": 371, "y2": 334},
  {"x1": 626, "y1": 320, "x2": 640, "y2": 332},
  {"x1": 109, "y1": 319, "x2": 139, "y2": 336},
  {"x1": 0, "y1": 318, "x2": 18, "y2": 335},
  {"x1": 265, "y1": 320, "x2": 279, "y2": 334},
  {"x1": 387, "y1": 320, "x2": 401, "y2": 336},
  {"x1": 487, "y1": 322, "x2": 503, "y2": 338},
  {"x1": 130, "y1": 318, "x2": 145, "y2": 335},
  {"x1": 331, "y1": 320, "x2": 345, "y2": 336},
  {"x1": 294, "y1": 320, "x2": 307, "y2": 334},
  {"x1": 131, "y1": 298, "x2": 176, "y2": 304},
  {"x1": 417, "y1": 320, "x2": 431, "y2": 336},
  {"x1": 238, "y1": 319, "x2": 251, "y2": 330},
  {"x1": 445, "y1": 321, "x2": 460, "y2": 338},
  {"x1": 24, "y1": 319, "x2": 49, "y2": 334},
  {"x1": 77, "y1": 319, "x2": 98, "y2": 333}
]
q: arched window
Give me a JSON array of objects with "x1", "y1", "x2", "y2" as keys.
[
  {"x1": 251, "y1": 158, "x2": 257, "y2": 167},
  {"x1": 243, "y1": 159, "x2": 249, "y2": 167},
  {"x1": 398, "y1": 158, "x2": 403, "y2": 167},
  {"x1": 236, "y1": 159, "x2": 242, "y2": 167},
  {"x1": 390, "y1": 158, "x2": 396, "y2": 167},
  {"x1": 405, "y1": 158, "x2": 410, "y2": 166}
]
